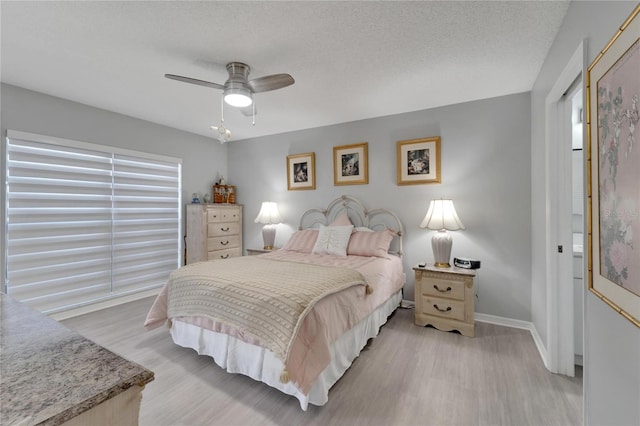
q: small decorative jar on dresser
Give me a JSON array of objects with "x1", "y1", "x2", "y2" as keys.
[
  {"x1": 414, "y1": 264, "x2": 476, "y2": 337},
  {"x1": 186, "y1": 204, "x2": 243, "y2": 263}
]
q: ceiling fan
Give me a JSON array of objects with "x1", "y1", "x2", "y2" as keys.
[{"x1": 165, "y1": 62, "x2": 295, "y2": 117}]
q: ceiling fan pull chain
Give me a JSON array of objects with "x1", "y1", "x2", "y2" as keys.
[
  {"x1": 252, "y1": 102, "x2": 256, "y2": 126},
  {"x1": 221, "y1": 95, "x2": 225, "y2": 123}
]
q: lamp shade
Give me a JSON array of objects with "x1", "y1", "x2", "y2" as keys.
[
  {"x1": 254, "y1": 201, "x2": 282, "y2": 225},
  {"x1": 420, "y1": 199, "x2": 465, "y2": 231}
]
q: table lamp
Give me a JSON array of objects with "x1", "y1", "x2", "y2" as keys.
[
  {"x1": 254, "y1": 201, "x2": 282, "y2": 250},
  {"x1": 420, "y1": 199, "x2": 465, "y2": 267}
]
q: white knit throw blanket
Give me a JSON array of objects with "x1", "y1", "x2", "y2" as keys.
[{"x1": 166, "y1": 256, "x2": 368, "y2": 367}]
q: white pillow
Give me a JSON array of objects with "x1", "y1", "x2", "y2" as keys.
[
  {"x1": 312, "y1": 225, "x2": 354, "y2": 257},
  {"x1": 354, "y1": 226, "x2": 373, "y2": 232}
]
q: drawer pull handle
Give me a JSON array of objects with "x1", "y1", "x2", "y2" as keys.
[
  {"x1": 220, "y1": 227, "x2": 230, "y2": 232},
  {"x1": 433, "y1": 304, "x2": 452, "y2": 313},
  {"x1": 220, "y1": 241, "x2": 229, "y2": 246},
  {"x1": 221, "y1": 254, "x2": 230, "y2": 259},
  {"x1": 433, "y1": 285, "x2": 452, "y2": 293}
]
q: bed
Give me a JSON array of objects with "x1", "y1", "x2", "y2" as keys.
[{"x1": 144, "y1": 195, "x2": 404, "y2": 410}]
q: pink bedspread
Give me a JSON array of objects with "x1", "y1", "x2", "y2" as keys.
[{"x1": 144, "y1": 251, "x2": 403, "y2": 393}]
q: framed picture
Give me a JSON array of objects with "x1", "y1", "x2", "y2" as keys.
[
  {"x1": 287, "y1": 152, "x2": 315, "y2": 190},
  {"x1": 396, "y1": 136, "x2": 441, "y2": 185},
  {"x1": 333, "y1": 142, "x2": 368, "y2": 185},
  {"x1": 587, "y1": 4, "x2": 640, "y2": 328}
]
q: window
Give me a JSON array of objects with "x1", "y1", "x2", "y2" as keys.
[{"x1": 5, "y1": 130, "x2": 182, "y2": 313}]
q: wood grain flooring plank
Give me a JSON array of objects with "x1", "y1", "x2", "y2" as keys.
[{"x1": 61, "y1": 297, "x2": 582, "y2": 426}]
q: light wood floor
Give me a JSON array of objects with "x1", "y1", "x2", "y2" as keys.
[{"x1": 62, "y1": 297, "x2": 582, "y2": 426}]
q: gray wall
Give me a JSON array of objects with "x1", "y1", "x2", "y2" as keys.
[
  {"x1": 0, "y1": 83, "x2": 228, "y2": 282},
  {"x1": 228, "y1": 92, "x2": 532, "y2": 320},
  {"x1": 530, "y1": 2, "x2": 640, "y2": 425}
]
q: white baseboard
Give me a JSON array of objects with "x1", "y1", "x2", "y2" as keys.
[
  {"x1": 475, "y1": 312, "x2": 549, "y2": 369},
  {"x1": 400, "y1": 299, "x2": 415, "y2": 309},
  {"x1": 49, "y1": 288, "x2": 160, "y2": 321}
]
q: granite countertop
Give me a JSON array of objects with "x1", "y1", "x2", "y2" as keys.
[{"x1": 0, "y1": 293, "x2": 154, "y2": 425}]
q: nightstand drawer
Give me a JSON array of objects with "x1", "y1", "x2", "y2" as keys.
[
  {"x1": 208, "y1": 247, "x2": 241, "y2": 260},
  {"x1": 208, "y1": 222, "x2": 241, "y2": 237},
  {"x1": 418, "y1": 276, "x2": 465, "y2": 300},
  {"x1": 207, "y1": 207, "x2": 242, "y2": 223},
  {"x1": 421, "y1": 296, "x2": 465, "y2": 321},
  {"x1": 208, "y1": 235, "x2": 240, "y2": 250}
]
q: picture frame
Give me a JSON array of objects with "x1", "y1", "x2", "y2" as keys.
[
  {"x1": 396, "y1": 136, "x2": 441, "y2": 185},
  {"x1": 286, "y1": 152, "x2": 316, "y2": 190},
  {"x1": 333, "y1": 142, "x2": 368, "y2": 185},
  {"x1": 586, "y1": 4, "x2": 640, "y2": 328}
]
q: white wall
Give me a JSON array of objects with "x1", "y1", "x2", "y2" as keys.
[
  {"x1": 0, "y1": 83, "x2": 228, "y2": 287},
  {"x1": 530, "y1": 2, "x2": 640, "y2": 425},
  {"x1": 228, "y1": 92, "x2": 533, "y2": 321}
]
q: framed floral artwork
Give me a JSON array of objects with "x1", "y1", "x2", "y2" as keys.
[
  {"x1": 333, "y1": 142, "x2": 368, "y2": 185},
  {"x1": 287, "y1": 152, "x2": 316, "y2": 190},
  {"x1": 396, "y1": 137, "x2": 441, "y2": 185},
  {"x1": 587, "y1": 4, "x2": 640, "y2": 327}
]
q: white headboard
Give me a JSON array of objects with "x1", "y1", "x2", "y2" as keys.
[{"x1": 299, "y1": 195, "x2": 404, "y2": 256}]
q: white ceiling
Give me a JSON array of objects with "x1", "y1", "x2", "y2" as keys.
[{"x1": 1, "y1": 1, "x2": 570, "y2": 142}]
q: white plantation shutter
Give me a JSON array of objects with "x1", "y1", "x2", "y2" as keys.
[{"x1": 5, "y1": 130, "x2": 182, "y2": 313}]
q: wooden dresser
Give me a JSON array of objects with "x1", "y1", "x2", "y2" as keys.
[
  {"x1": 186, "y1": 203, "x2": 243, "y2": 263},
  {"x1": 414, "y1": 264, "x2": 476, "y2": 337}
]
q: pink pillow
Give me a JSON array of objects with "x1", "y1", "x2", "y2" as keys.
[
  {"x1": 281, "y1": 229, "x2": 319, "y2": 253},
  {"x1": 347, "y1": 229, "x2": 394, "y2": 258},
  {"x1": 329, "y1": 211, "x2": 352, "y2": 226}
]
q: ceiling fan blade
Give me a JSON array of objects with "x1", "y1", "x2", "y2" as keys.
[
  {"x1": 165, "y1": 74, "x2": 225, "y2": 90},
  {"x1": 249, "y1": 74, "x2": 294, "y2": 93}
]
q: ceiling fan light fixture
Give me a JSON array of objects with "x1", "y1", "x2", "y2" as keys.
[{"x1": 224, "y1": 88, "x2": 253, "y2": 107}]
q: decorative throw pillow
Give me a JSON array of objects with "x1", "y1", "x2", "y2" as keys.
[
  {"x1": 347, "y1": 229, "x2": 395, "y2": 258},
  {"x1": 281, "y1": 229, "x2": 319, "y2": 253},
  {"x1": 329, "y1": 211, "x2": 352, "y2": 226},
  {"x1": 311, "y1": 225, "x2": 354, "y2": 257}
]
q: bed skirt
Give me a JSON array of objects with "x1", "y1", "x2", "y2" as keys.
[{"x1": 170, "y1": 290, "x2": 402, "y2": 410}]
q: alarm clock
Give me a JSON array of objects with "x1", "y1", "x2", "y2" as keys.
[{"x1": 454, "y1": 257, "x2": 481, "y2": 269}]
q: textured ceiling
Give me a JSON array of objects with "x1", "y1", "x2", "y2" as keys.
[{"x1": 1, "y1": 1, "x2": 570, "y2": 142}]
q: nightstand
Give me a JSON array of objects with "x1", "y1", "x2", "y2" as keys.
[
  {"x1": 246, "y1": 248, "x2": 278, "y2": 256},
  {"x1": 413, "y1": 264, "x2": 476, "y2": 337}
]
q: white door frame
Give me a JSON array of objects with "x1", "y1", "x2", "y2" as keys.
[{"x1": 544, "y1": 41, "x2": 586, "y2": 376}]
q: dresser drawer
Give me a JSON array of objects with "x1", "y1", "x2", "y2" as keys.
[
  {"x1": 208, "y1": 222, "x2": 241, "y2": 237},
  {"x1": 208, "y1": 247, "x2": 242, "y2": 260},
  {"x1": 208, "y1": 235, "x2": 241, "y2": 250},
  {"x1": 421, "y1": 296, "x2": 466, "y2": 321},
  {"x1": 208, "y1": 207, "x2": 242, "y2": 223},
  {"x1": 418, "y1": 276, "x2": 465, "y2": 300}
]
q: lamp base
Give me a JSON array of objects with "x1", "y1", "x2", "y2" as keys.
[
  {"x1": 262, "y1": 224, "x2": 276, "y2": 250},
  {"x1": 431, "y1": 229, "x2": 453, "y2": 268}
]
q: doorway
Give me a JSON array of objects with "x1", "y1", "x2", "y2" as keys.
[
  {"x1": 568, "y1": 84, "x2": 584, "y2": 366},
  {"x1": 544, "y1": 41, "x2": 586, "y2": 377}
]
